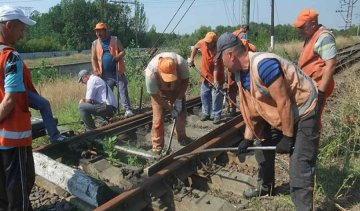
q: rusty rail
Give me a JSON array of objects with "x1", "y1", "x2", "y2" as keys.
[{"x1": 95, "y1": 116, "x2": 245, "y2": 211}]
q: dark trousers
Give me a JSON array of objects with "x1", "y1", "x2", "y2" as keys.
[
  {"x1": 78, "y1": 102, "x2": 115, "y2": 131},
  {"x1": 255, "y1": 112, "x2": 320, "y2": 211},
  {"x1": 0, "y1": 146, "x2": 35, "y2": 211}
]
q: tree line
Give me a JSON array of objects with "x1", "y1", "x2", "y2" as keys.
[{"x1": 16, "y1": 0, "x2": 357, "y2": 57}]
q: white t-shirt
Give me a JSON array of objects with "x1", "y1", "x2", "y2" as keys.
[{"x1": 86, "y1": 75, "x2": 118, "y2": 108}]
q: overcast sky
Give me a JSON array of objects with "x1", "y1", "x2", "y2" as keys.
[{"x1": 3, "y1": 0, "x2": 359, "y2": 34}]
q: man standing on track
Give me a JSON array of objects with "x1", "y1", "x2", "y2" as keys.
[
  {"x1": 91, "y1": 22, "x2": 134, "y2": 118},
  {"x1": 216, "y1": 32, "x2": 320, "y2": 211},
  {"x1": 293, "y1": 9, "x2": 337, "y2": 124},
  {"x1": 188, "y1": 32, "x2": 225, "y2": 124},
  {"x1": 145, "y1": 52, "x2": 190, "y2": 155},
  {"x1": 0, "y1": 5, "x2": 36, "y2": 210}
]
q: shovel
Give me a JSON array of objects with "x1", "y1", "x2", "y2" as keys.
[{"x1": 164, "y1": 118, "x2": 177, "y2": 155}]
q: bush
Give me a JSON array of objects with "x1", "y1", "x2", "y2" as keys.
[{"x1": 15, "y1": 37, "x2": 62, "y2": 53}]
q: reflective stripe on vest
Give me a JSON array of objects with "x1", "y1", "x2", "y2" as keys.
[{"x1": 0, "y1": 129, "x2": 32, "y2": 139}]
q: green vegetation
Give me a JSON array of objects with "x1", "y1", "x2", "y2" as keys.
[{"x1": 103, "y1": 136, "x2": 119, "y2": 165}]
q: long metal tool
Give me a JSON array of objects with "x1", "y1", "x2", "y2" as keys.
[
  {"x1": 173, "y1": 146, "x2": 276, "y2": 160},
  {"x1": 191, "y1": 66, "x2": 239, "y2": 109},
  {"x1": 164, "y1": 118, "x2": 177, "y2": 155},
  {"x1": 116, "y1": 72, "x2": 120, "y2": 114}
]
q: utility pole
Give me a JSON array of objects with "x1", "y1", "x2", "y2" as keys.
[
  {"x1": 336, "y1": 0, "x2": 358, "y2": 29},
  {"x1": 241, "y1": 0, "x2": 250, "y2": 39},
  {"x1": 270, "y1": 0, "x2": 275, "y2": 51}
]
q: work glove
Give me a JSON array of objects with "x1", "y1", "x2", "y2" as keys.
[
  {"x1": 276, "y1": 135, "x2": 294, "y2": 154},
  {"x1": 315, "y1": 91, "x2": 325, "y2": 114},
  {"x1": 174, "y1": 99, "x2": 183, "y2": 113},
  {"x1": 187, "y1": 58, "x2": 195, "y2": 68},
  {"x1": 237, "y1": 138, "x2": 254, "y2": 155},
  {"x1": 171, "y1": 109, "x2": 179, "y2": 120}
]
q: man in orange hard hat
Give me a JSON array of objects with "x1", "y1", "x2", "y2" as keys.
[
  {"x1": 293, "y1": 9, "x2": 337, "y2": 125},
  {"x1": 188, "y1": 32, "x2": 225, "y2": 124},
  {"x1": 145, "y1": 52, "x2": 191, "y2": 155},
  {"x1": 91, "y1": 22, "x2": 134, "y2": 118}
]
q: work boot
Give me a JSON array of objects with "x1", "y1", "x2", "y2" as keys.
[
  {"x1": 125, "y1": 110, "x2": 134, "y2": 118},
  {"x1": 151, "y1": 148, "x2": 162, "y2": 157},
  {"x1": 51, "y1": 134, "x2": 69, "y2": 143},
  {"x1": 200, "y1": 113, "x2": 210, "y2": 121},
  {"x1": 243, "y1": 185, "x2": 270, "y2": 199},
  {"x1": 178, "y1": 137, "x2": 192, "y2": 146},
  {"x1": 229, "y1": 108, "x2": 236, "y2": 117},
  {"x1": 213, "y1": 116, "x2": 221, "y2": 125}
]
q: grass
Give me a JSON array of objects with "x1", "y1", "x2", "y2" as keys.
[{"x1": 24, "y1": 53, "x2": 91, "y2": 69}]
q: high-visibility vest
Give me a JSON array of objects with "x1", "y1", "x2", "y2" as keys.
[
  {"x1": 238, "y1": 52, "x2": 318, "y2": 138},
  {"x1": 0, "y1": 44, "x2": 32, "y2": 147},
  {"x1": 92, "y1": 36, "x2": 126, "y2": 76},
  {"x1": 297, "y1": 26, "x2": 335, "y2": 98}
]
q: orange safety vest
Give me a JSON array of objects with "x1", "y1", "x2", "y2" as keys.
[
  {"x1": 93, "y1": 36, "x2": 126, "y2": 76},
  {"x1": 198, "y1": 41, "x2": 225, "y2": 84},
  {"x1": 239, "y1": 52, "x2": 318, "y2": 138},
  {"x1": 297, "y1": 26, "x2": 335, "y2": 98},
  {"x1": 0, "y1": 45, "x2": 32, "y2": 147}
]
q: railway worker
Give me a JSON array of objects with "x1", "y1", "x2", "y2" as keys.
[
  {"x1": 293, "y1": 9, "x2": 337, "y2": 124},
  {"x1": 188, "y1": 32, "x2": 225, "y2": 124},
  {"x1": 145, "y1": 52, "x2": 190, "y2": 155},
  {"x1": 91, "y1": 22, "x2": 134, "y2": 118},
  {"x1": 215, "y1": 32, "x2": 320, "y2": 211},
  {"x1": 78, "y1": 69, "x2": 118, "y2": 131},
  {"x1": 0, "y1": 5, "x2": 36, "y2": 210}
]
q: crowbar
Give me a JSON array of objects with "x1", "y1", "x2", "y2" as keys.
[
  {"x1": 191, "y1": 66, "x2": 239, "y2": 109},
  {"x1": 173, "y1": 146, "x2": 277, "y2": 160},
  {"x1": 164, "y1": 118, "x2": 177, "y2": 155}
]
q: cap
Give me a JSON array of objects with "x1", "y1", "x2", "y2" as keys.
[
  {"x1": 293, "y1": 9, "x2": 318, "y2": 28},
  {"x1": 203, "y1": 32, "x2": 217, "y2": 43},
  {"x1": 78, "y1": 69, "x2": 90, "y2": 83},
  {"x1": 158, "y1": 57, "x2": 177, "y2": 82},
  {"x1": 215, "y1": 32, "x2": 240, "y2": 60},
  {"x1": 94, "y1": 22, "x2": 107, "y2": 30},
  {"x1": 0, "y1": 5, "x2": 36, "y2": 26}
]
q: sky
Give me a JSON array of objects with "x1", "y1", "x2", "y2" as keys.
[{"x1": 2, "y1": 0, "x2": 359, "y2": 34}]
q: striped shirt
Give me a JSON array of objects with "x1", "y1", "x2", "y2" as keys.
[
  {"x1": 236, "y1": 59, "x2": 282, "y2": 91},
  {"x1": 314, "y1": 33, "x2": 337, "y2": 61}
]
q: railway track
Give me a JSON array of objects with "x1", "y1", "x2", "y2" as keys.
[{"x1": 30, "y1": 42, "x2": 360, "y2": 211}]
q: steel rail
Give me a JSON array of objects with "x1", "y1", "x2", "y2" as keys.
[
  {"x1": 34, "y1": 97, "x2": 201, "y2": 153},
  {"x1": 94, "y1": 116, "x2": 246, "y2": 211}
]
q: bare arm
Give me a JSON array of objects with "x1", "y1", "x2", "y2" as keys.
[
  {"x1": 189, "y1": 41, "x2": 201, "y2": 62},
  {"x1": 268, "y1": 76, "x2": 294, "y2": 137},
  {"x1": 318, "y1": 58, "x2": 336, "y2": 92},
  {"x1": 114, "y1": 38, "x2": 126, "y2": 62},
  {"x1": 91, "y1": 43, "x2": 101, "y2": 75},
  {"x1": 0, "y1": 93, "x2": 17, "y2": 122},
  {"x1": 244, "y1": 126, "x2": 255, "y2": 140}
]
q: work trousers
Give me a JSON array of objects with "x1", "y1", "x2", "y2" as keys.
[
  {"x1": 78, "y1": 102, "x2": 115, "y2": 131},
  {"x1": 103, "y1": 74, "x2": 131, "y2": 111},
  {"x1": 201, "y1": 81, "x2": 224, "y2": 118},
  {"x1": 255, "y1": 111, "x2": 320, "y2": 211},
  {"x1": 151, "y1": 96, "x2": 187, "y2": 150},
  {"x1": 0, "y1": 146, "x2": 35, "y2": 211},
  {"x1": 227, "y1": 72, "x2": 238, "y2": 109},
  {"x1": 28, "y1": 91, "x2": 60, "y2": 141}
]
